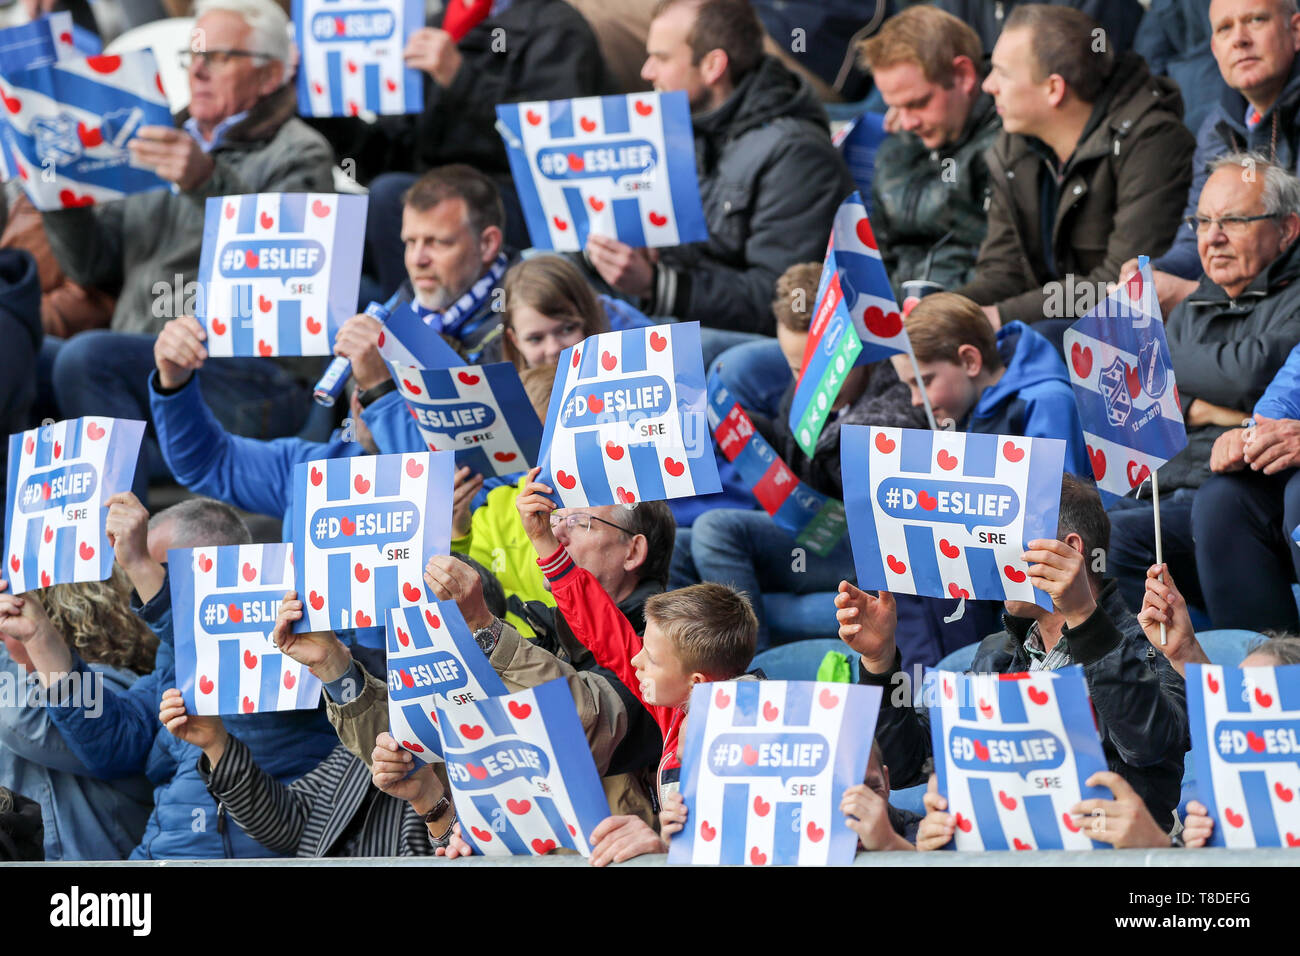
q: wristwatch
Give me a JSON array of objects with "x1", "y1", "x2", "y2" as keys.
[
  {"x1": 423, "y1": 794, "x2": 456, "y2": 848},
  {"x1": 357, "y1": 378, "x2": 397, "y2": 408},
  {"x1": 473, "y1": 617, "x2": 504, "y2": 655}
]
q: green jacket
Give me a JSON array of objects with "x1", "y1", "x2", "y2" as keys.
[
  {"x1": 42, "y1": 83, "x2": 336, "y2": 336},
  {"x1": 871, "y1": 92, "x2": 1000, "y2": 297}
]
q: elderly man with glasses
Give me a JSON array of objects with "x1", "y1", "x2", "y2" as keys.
[
  {"x1": 38, "y1": 0, "x2": 335, "y2": 504},
  {"x1": 1107, "y1": 152, "x2": 1300, "y2": 620}
]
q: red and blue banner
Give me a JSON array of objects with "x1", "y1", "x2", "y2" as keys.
[
  {"x1": 842, "y1": 425, "x2": 1066, "y2": 608},
  {"x1": 290, "y1": 451, "x2": 454, "y2": 633},
  {"x1": 1063, "y1": 257, "x2": 1186, "y2": 497},
  {"x1": 0, "y1": 48, "x2": 173, "y2": 210},
  {"x1": 171, "y1": 543, "x2": 322, "y2": 716},
  {"x1": 930, "y1": 667, "x2": 1110, "y2": 851},
  {"x1": 1186, "y1": 662, "x2": 1300, "y2": 848},
  {"x1": 197, "y1": 192, "x2": 367, "y2": 357},
  {"x1": 389, "y1": 360, "x2": 543, "y2": 478},
  {"x1": 707, "y1": 372, "x2": 847, "y2": 557},
  {"x1": 437, "y1": 677, "x2": 611, "y2": 857},
  {"x1": 294, "y1": 0, "x2": 424, "y2": 117},
  {"x1": 496, "y1": 91, "x2": 707, "y2": 252},
  {"x1": 4, "y1": 417, "x2": 144, "y2": 592},
  {"x1": 385, "y1": 599, "x2": 507, "y2": 763},
  {"x1": 789, "y1": 194, "x2": 915, "y2": 457},
  {"x1": 669, "y1": 680, "x2": 879, "y2": 866},
  {"x1": 0, "y1": 12, "x2": 97, "y2": 76},
  {"x1": 536, "y1": 321, "x2": 719, "y2": 507}
]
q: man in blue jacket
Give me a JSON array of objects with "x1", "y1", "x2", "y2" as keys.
[{"x1": 4, "y1": 494, "x2": 338, "y2": 859}]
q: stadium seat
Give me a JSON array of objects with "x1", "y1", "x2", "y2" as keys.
[
  {"x1": 749, "y1": 638, "x2": 856, "y2": 682},
  {"x1": 935, "y1": 643, "x2": 978, "y2": 673}
]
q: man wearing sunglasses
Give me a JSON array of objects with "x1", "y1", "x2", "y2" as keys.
[
  {"x1": 1107, "y1": 153, "x2": 1300, "y2": 619},
  {"x1": 38, "y1": 0, "x2": 335, "y2": 504}
]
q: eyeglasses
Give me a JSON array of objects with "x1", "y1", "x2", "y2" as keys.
[
  {"x1": 549, "y1": 512, "x2": 634, "y2": 535},
  {"x1": 178, "y1": 49, "x2": 270, "y2": 70},
  {"x1": 1184, "y1": 213, "x2": 1278, "y2": 235}
]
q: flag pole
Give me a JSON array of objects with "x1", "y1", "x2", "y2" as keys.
[
  {"x1": 905, "y1": 345, "x2": 940, "y2": 431},
  {"x1": 1151, "y1": 468, "x2": 1167, "y2": 646}
]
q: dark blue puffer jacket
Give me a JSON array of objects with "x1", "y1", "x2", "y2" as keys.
[{"x1": 0, "y1": 248, "x2": 41, "y2": 521}]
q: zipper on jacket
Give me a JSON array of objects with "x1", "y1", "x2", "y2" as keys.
[{"x1": 216, "y1": 801, "x2": 235, "y2": 858}]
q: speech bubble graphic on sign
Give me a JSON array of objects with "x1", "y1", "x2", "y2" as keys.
[
  {"x1": 842, "y1": 425, "x2": 1066, "y2": 609},
  {"x1": 670, "y1": 680, "x2": 879, "y2": 866},
  {"x1": 1187, "y1": 662, "x2": 1300, "y2": 848},
  {"x1": 291, "y1": 451, "x2": 453, "y2": 633},
  {"x1": 930, "y1": 668, "x2": 1110, "y2": 851},
  {"x1": 536, "y1": 322, "x2": 720, "y2": 506},
  {"x1": 171, "y1": 543, "x2": 322, "y2": 716},
  {"x1": 197, "y1": 192, "x2": 366, "y2": 357},
  {"x1": 294, "y1": 0, "x2": 423, "y2": 118},
  {"x1": 385, "y1": 600, "x2": 507, "y2": 763},
  {"x1": 5, "y1": 417, "x2": 144, "y2": 591},
  {"x1": 496, "y1": 90, "x2": 707, "y2": 252},
  {"x1": 389, "y1": 360, "x2": 543, "y2": 479},
  {"x1": 437, "y1": 677, "x2": 611, "y2": 857}
]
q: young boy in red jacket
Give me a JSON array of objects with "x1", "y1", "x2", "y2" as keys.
[{"x1": 515, "y1": 467, "x2": 758, "y2": 864}]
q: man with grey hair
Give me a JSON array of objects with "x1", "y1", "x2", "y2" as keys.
[
  {"x1": 37, "y1": 0, "x2": 336, "y2": 505},
  {"x1": 1107, "y1": 152, "x2": 1300, "y2": 617},
  {"x1": 1125, "y1": 0, "x2": 1300, "y2": 315}
]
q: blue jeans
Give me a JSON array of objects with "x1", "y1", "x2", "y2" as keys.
[
  {"x1": 1106, "y1": 489, "x2": 1200, "y2": 615},
  {"x1": 709, "y1": 338, "x2": 793, "y2": 419},
  {"x1": 697, "y1": 329, "x2": 777, "y2": 381},
  {"x1": 43, "y1": 332, "x2": 312, "y2": 504},
  {"x1": 680, "y1": 508, "x2": 856, "y2": 651}
]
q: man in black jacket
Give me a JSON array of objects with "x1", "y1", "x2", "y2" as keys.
[
  {"x1": 835, "y1": 475, "x2": 1188, "y2": 828},
  {"x1": 584, "y1": 0, "x2": 854, "y2": 360},
  {"x1": 0, "y1": 248, "x2": 41, "y2": 524}
]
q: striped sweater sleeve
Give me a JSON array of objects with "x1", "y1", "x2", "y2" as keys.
[
  {"x1": 537, "y1": 545, "x2": 674, "y2": 738},
  {"x1": 201, "y1": 734, "x2": 323, "y2": 855}
]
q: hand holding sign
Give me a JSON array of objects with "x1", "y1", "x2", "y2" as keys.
[
  {"x1": 371, "y1": 731, "x2": 441, "y2": 806},
  {"x1": 159, "y1": 687, "x2": 227, "y2": 758},
  {"x1": 451, "y1": 465, "x2": 483, "y2": 538},
  {"x1": 422, "y1": 555, "x2": 493, "y2": 631},
  {"x1": 1067, "y1": 770, "x2": 1172, "y2": 849},
  {"x1": 333, "y1": 312, "x2": 387, "y2": 391},
  {"x1": 154, "y1": 316, "x2": 208, "y2": 390},
  {"x1": 104, "y1": 492, "x2": 162, "y2": 601},
  {"x1": 915, "y1": 773, "x2": 956, "y2": 852},
  {"x1": 270, "y1": 590, "x2": 352, "y2": 682},
  {"x1": 585, "y1": 235, "x2": 655, "y2": 299},
  {"x1": 1021, "y1": 538, "x2": 1095, "y2": 627},
  {"x1": 127, "y1": 124, "x2": 214, "y2": 191},
  {"x1": 515, "y1": 466, "x2": 560, "y2": 551},
  {"x1": 1137, "y1": 563, "x2": 1203, "y2": 674},
  {"x1": 404, "y1": 26, "x2": 461, "y2": 87},
  {"x1": 588, "y1": 815, "x2": 667, "y2": 867},
  {"x1": 841, "y1": 783, "x2": 908, "y2": 851},
  {"x1": 833, "y1": 580, "x2": 897, "y2": 672}
]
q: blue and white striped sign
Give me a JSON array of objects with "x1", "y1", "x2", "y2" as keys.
[
  {"x1": 385, "y1": 600, "x2": 507, "y2": 763},
  {"x1": 377, "y1": 303, "x2": 466, "y2": 369},
  {"x1": 438, "y1": 676, "x2": 611, "y2": 857},
  {"x1": 0, "y1": 12, "x2": 96, "y2": 76},
  {"x1": 4, "y1": 417, "x2": 144, "y2": 592},
  {"x1": 1187, "y1": 663, "x2": 1300, "y2": 848},
  {"x1": 171, "y1": 543, "x2": 323, "y2": 716},
  {"x1": 197, "y1": 193, "x2": 367, "y2": 357},
  {"x1": 496, "y1": 91, "x2": 708, "y2": 252},
  {"x1": 1062, "y1": 257, "x2": 1186, "y2": 497},
  {"x1": 290, "y1": 451, "x2": 454, "y2": 633},
  {"x1": 842, "y1": 425, "x2": 1066, "y2": 609},
  {"x1": 294, "y1": 0, "x2": 423, "y2": 117},
  {"x1": 0, "y1": 49, "x2": 172, "y2": 210},
  {"x1": 536, "y1": 321, "x2": 719, "y2": 507},
  {"x1": 930, "y1": 668, "x2": 1109, "y2": 851},
  {"x1": 669, "y1": 680, "x2": 879, "y2": 866},
  {"x1": 390, "y1": 360, "x2": 543, "y2": 478}
]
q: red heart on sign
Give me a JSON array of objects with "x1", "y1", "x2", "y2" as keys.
[
  {"x1": 525, "y1": 109, "x2": 542, "y2": 125},
  {"x1": 77, "y1": 122, "x2": 103, "y2": 147},
  {"x1": 887, "y1": 555, "x2": 906, "y2": 574},
  {"x1": 340, "y1": 516, "x2": 355, "y2": 536},
  {"x1": 601, "y1": 351, "x2": 617, "y2": 371},
  {"x1": 506, "y1": 798, "x2": 531, "y2": 815},
  {"x1": 1062, "y1": 812, "x2": 1081, "y2": 833},
  {"x1": 508, "y1": 701, "x2": 532, "y2": 719},
  {"x1": 1276, "y1": 782, "x2": 1294, "y2": 802},
  {"x1": 347, "y1": 60, "x2": 358, "y2": 74},
  {"x1": 1127, "y1": 461, "x2": 1151, "y2": 488},
  {"x1": 875, "y1": 432, "x2": 896, "y2": 454},
  {"x1": 556, "y1": 470, "x2": 577, "y2": 489},
  {"x1": 587, "y1": 395, "x2": 604, "y2": 413},
  {"x1": 310, "y1": 466, "x2": 323, "y2": 486},
  {"x1": 312, "y1": 82, "x2": 323, "y2": 95},
  {"x1": 1225, "y1": 807, "x2": 1244, "y2": 828},
  {"x1": 86, "y1": 422, "x2": 105, "y2": 440},
  {"x1": 354, "y1": 474, "x2": 371, "y2": 494},
  {"x1": 1013, "y1": 838, "x2": 1033, "y2": 851},
  {"x1": 855, "y1": 218, "x2": 877, "y2": 249},
  {"x1": 242, "y1": 697, "x2": 254, "y2": 713},
  {"x1": 580, "y1": 116, "x2": 596, "y2": 132},
  {"x1": 753, "y1": 795, "x2": 770, "y2": 816},
  {"x1": 634, "y1": 99, "x2": 653, "y2": 116},
  {"x1": 305, "y1": 316, "x2": 322, "y2": 335},
  {"x1": 258, "y1": 296, "x2": 273, "y2": 314},
  {"x1": 224, "y1": 203, "x2": 236, "y2": 219},
  {"x1": 42, "y1": 483, "x2": 51, "y2": 500},
  {"x1": 617, "y1": 487, "x2": 636, "y2": 504},
  {"x1": 979, "y1": 699, "x2": 994, "y2": 718},
  {"x1": 199, "y1": 675, "x2": 214, "y2": 695},
  {"x1": 3, "y1": 94, "x2": 20, "y2": 113},
  {"x1": 405, "y1": 458, "x2": 424, "y2": 478},
  {"x1": 471, "y1": 826, "x2": 492, "y2": 841},
  {"x1": 999, "y1": 790, "x2": 1017, "y2": 810},
  {"x1": 385, "y1": 78, "x2": 397, "y2": 93},
  {"x1": 1247, "y1": 732, "x2": 1266, "y2": 753},
  {"x1": 354, "y1": 610, "x2": 372, "y2": 627},
  {"x1": 23, "y1": 436, "x2": 33, "y2": 455},
  {"x1": 819, "y1": 688, "x2": 839, "y2": 709},
  {"x1": 53, "y1": 441, "x2": 61, "y2": 459},
  {"x1": 310, "y1": 199, "x2": 331, "y2": 218},
  {"x1": 1288, "y1": 833, "x2": 1300, "y2": 847},
  {"x1": 664, "y1": 458, "x2": 685, "y2": 477},
  {"x1": 943, "y1": 679, "x2": 953, "y2": 699},
  {"x1": 567, "y1": 152, "x2": 585, "y2": 171},
  {"x1": 605, "y1": 441, "x2": 624, "y2": 461},
  {"x1": 762, "y1": 701, "x2": 779, "y2": 721},
  {"x1": 78, "y1": 542, "x2": 94, "y2": 561},
  {"x1": 1126, "y1": 270, "x2": 1144, "y2": 302},
  {"x1": 807, "y1": 822, "x2": 825, "y2": 842},
  {"x1": 1027, "y1": 686, "x2": 1050, "y2": 705},
  {"x1": 41, "y1": 570, "x2": 51, "y2": 587},
  {"x1": 649, "y1": 331, "x2": 667, "y2": 352},
  {"x1": 648, "y1": 211, "x2": 668, "y2": 227},
  {"x1": 86, "y1": 55, "x2": 121, "y2": 73},
  {"x1": 245, "y1": 252, "x2": 259, "y2": 268},
  {"x1": 467, "y1": 764, "x2": 488, "y2": 780},
  {"x1": 284, "y1": 671, "x2": 296, "y2": 690},
  {"x1": 1125, "y1": 363, "x2": 1141, "y2": 399},
  {"x1": 552, "y1": 216, "x2": 568, "y2": 231},
  {"x1": 243, "y1": 648, "x2": 256, "y2": 668},
  {"x1": 354, "y1": 563, "x2": 370, "y2": 583},
  {"x1": 259, "y1": 212, "x2": 274, "y2": 229},
  {"x1": 1004, "y1": 565, "x2": 1027, "y2": 583},
  {"x1": 948, "y1": 582, "x2": 969, "y2": 600},
  {"x1": 211, "y1": 318, "x2": 227, "y2": 335},
  {"x1": 402, "y1": 582, "x2": 422, "y2": 602},
  {"x1": 917, "y1": 490, "x2": 938, "y2": 511},
  {"x1": 1206, "y1": 672, "x2": 1220, "y2": 693},
  {"x1": 972, "y1": 740, "x2": 989, "y2": 761},
  {"x1": 229, "y1": 604, "x2": 244, "y2": 624},
  {"x1": 400, "y1": 670, "x2": 414, "y2": 689},
  {"x1": 59, "y1": 189, "x2": 94, "y2": 208},
  {"x1": 531, "y1": 838, "x2": 557, "y2": 854},
  {"x1": 588, "y1": 196, "x2": 605, "y2": 212},
  {"x1": 58, "y1": 31, "x2": 71, "y2": 44},
  {"x1": 741, "y1": 744, "x2": 759, "y2": 766},
  {"x1": 457, "y1": 371, "x2": 480, "y2": 385},
  {"x1": 402, "y1": 740, "x2": 424, "y2": 754},
  {"x1": 1255, "y1": 687, "x2": 1274, "y2": 708},
  {"x1": 309, "y1": 591, "x2": 324, "y2": 611},
  {"x1": 460, "y1": 724, "x2": 485, "y2": 740},
  {"x1": 937, "y1": 450, "x2": 958, "y2": 471},
  {"x1": 401, "y1": 380, "x2": 423, "y2": 398},
  {"x1": 242, "y1": 562, "x2": 256, "y2": 582},
  {"x1": 939, "y1": 539, "x2": 960, "y2": 559},
  {"x1": 1087, "y1": 445, "x2": 1107, "y2": 480},
  {"x1": 397, "y1": 628, "x2": 410, "y2": 647},
  {"x1": 572, "y1": 350, "x2": 581, "y2": 367},
  {"x1": 700, "y1": 821, "x2": 717, "y2": 841},
  {"x1": 43, "y1": 527, "x2": 53, "y2": 544},
  {"x1": 493, "y1": 452, "x2": 517, "y2": 463},
  {"x1": 714, "y1": 688, "x2": 731, "y2": 708},
  {"x1": 1070, "y1": 342, "x2": 1093, "y2": 378},
  {"x1": 955, "y1": 813, "x2": 972, "y2": 832},
  {"x1": 863, "y1": 305, "x2": 902, "y2": 338},
  {"x1": 1003, "y1": 441, "x2": 1024, "y2": 463},
  {"x1": 749, "y1": 847, "x2": 767, "y2": 866}
]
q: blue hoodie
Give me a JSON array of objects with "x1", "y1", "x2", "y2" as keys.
[
  {"x1": 1255, "y1": 339, "x2": 1300, "y2": 421},
  {"x1": 964, "y1": 321, "x2": 1092, "y2": 477}
]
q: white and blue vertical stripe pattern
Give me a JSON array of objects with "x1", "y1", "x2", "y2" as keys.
[{"x1": 294, "y1": 0, "x2": 424, "y2": 118}]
